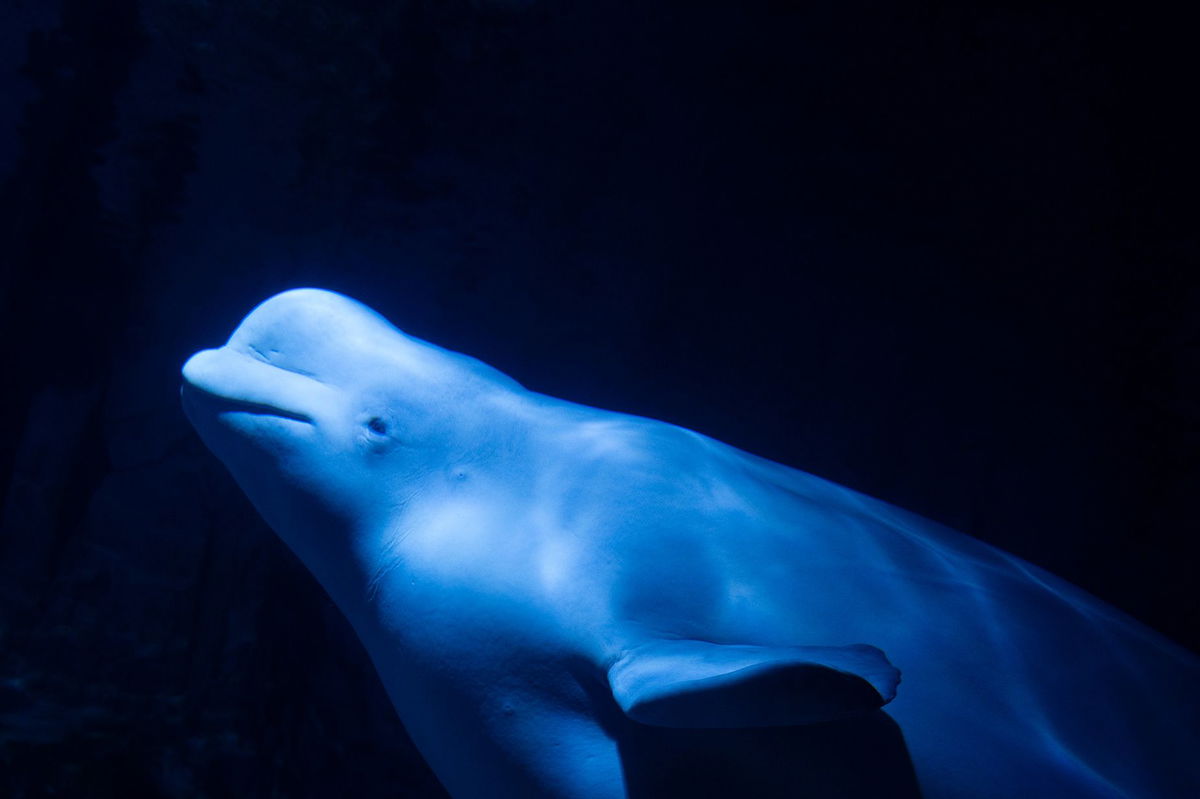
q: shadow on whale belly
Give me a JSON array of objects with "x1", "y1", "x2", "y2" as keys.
[
  {"x1": 180, "y1": 288, "x2": 1200, "y2": 799},
  {"x1": 613, "y1": 710, "x2": 922, "y2": 798}
]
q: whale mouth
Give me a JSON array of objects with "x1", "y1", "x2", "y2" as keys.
[
  {"x1": 181, "y1": 381, "x2": 314, "y2": 424},
  {"x1": 182, "y1": 346, "x2": 328, "y2": 426}
]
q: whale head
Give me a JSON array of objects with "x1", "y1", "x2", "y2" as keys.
[{"x1": 181, "y1": 288, "x2": 520, "y2": 583}]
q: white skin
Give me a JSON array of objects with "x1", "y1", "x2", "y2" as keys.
[
  {"x1": 183, "y1": 290, "x2": 638, "y2": 797},
  {"x1": 182, "y1": 289, "x2": 1200, "y2": 799}
]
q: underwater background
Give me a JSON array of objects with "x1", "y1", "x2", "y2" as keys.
[{"x1": 0, "y1": 1, "x2": 1195, "y2": 796}]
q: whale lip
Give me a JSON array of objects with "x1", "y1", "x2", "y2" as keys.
[{"x1": 180, "y1": 380, "x2": 314, "y2": 424}]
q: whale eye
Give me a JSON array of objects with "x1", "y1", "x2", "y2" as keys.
[{"x1": 366, "y1": 417, "x2": 388, "y2": 435}]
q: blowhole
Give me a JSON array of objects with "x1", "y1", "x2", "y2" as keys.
[{"x1": 367, "y1": 417, "x2": 388, "y2": 435}]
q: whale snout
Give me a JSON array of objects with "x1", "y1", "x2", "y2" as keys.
[{"x1": 181, "y1": 346, "x2": 331, "y2": 424}]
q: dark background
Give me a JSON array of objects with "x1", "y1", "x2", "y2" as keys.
[{"x1": 0, "y1": 0, "x2": 1195, "y2": 796}]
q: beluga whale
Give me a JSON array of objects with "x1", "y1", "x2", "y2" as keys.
[{"x1": 181, "y1": 288, "x2": 1200, "y2": 798}]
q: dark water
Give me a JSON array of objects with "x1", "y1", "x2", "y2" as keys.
[{"x1": 0, "y1": 1, "x2": 1195, "y2": 796}]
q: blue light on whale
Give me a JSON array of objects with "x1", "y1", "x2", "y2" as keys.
[{"x1": 181, "y1": 288, "x2": 1200, "y2": 799}]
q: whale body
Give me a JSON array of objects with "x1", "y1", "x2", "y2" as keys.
[{"x1": 181, "y1": 288, "x2": 1200, "y2": 798}]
